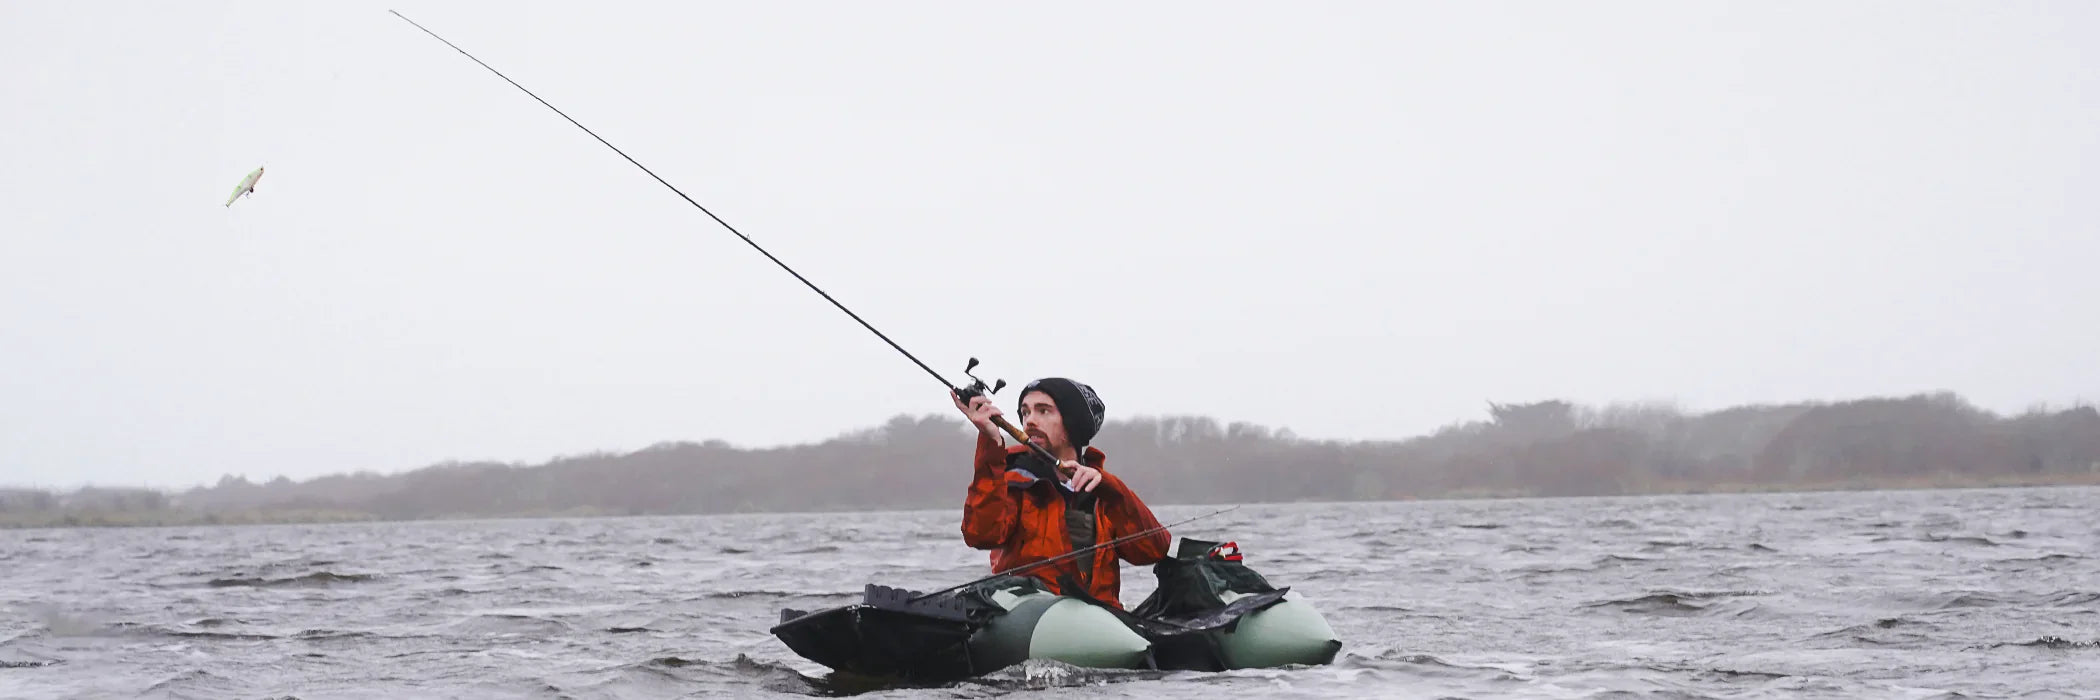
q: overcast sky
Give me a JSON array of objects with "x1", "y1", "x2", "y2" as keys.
[{"x1": 3, "y1": 2, "x2": 2095, "y2": 489}]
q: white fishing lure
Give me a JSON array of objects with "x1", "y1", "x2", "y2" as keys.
[{"x1": 224, "y1": 166, "x2": 264, "y2": 207}]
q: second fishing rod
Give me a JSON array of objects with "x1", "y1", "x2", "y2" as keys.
[{"x1": 390, "y1": 11, "x2": 1075, "y2": 473}]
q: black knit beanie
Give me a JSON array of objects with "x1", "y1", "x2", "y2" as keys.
[{"x1": 1016, "y1": 378, "x2": 1106, "y2": 449}]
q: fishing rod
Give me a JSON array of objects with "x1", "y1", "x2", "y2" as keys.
[
  {"x1": 908, "y1": 505, "x2": 1243, "y2": 603},
  {"x1": 389, "y1": 11, "x2": 1065, "y2": 466}
]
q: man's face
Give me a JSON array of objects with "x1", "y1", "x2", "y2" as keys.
[{"x1": 1017, "y1": 391, "x2": 1069, "y2": 452}]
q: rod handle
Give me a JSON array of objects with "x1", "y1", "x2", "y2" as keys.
[
  {"x1": 989, "y1": 415, "x2": 1032, "y2": 448},
  {"x1": 990, "y1": 415, "x2": 1070, "y2": 469}
]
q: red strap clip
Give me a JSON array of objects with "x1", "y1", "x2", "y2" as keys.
[{"x1": 1208, "y1": 541, "x2": 1243, "y2": 562}]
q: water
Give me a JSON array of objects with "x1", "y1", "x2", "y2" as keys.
[{"x1": 3, "y1": 486, "x2": 2097, "y2": 699}]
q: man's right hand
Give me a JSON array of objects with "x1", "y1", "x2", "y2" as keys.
[{"x1": 952, "y1": 390, "x2": 1005, "y2": 441}]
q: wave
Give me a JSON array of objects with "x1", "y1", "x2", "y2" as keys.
[
  {"x1": 961, "y1": 658, "x2": 1169, "y2": 691},
  {"x1": 140, "y1": 669, "x2": 241, "y2": 698},
  {"x1": 294, "y1": 629, "x2": 380, "y2": 641},
  {"x1": 1698, "y1": 667, "x2": 1788, "y2": 681},
  {"x1": 26, "y1": 610, "x2": 287, "y2": 641},
  {"x1": 1999, "y1": 636, "x2": 2100, "y2": 649},
  {"x1": 1811, "y1": 616, "x2": 1937, "y2": 647},
  {"x1": 702, "y1": 590, "x2": 857, "y2": 600},
  {"x1": 161, "y1": 628, "x2": 279, "y2": 641},
  {"x1": 1917, "y1": 590, "x2": 2100, "y2": 611},
  {"x1": 0, "y1": 659, "x2": 59, "y2": 668},
  {"x1": 1923, "y1": 534, "x2": 2000, "y2": 546},
  {"x1": 1929, "y1": 592, "x2": 2006, "y2": 610},
  {"x1": 640, "y1": 654, "x2": 827, "y2": 695},
  {"x1": 1584, "y1": 590, "x2": 1769, "y2": 617},
  {"x1": 445, "y1": 614, "x2": 572, "y2": 636},
  {"x1": 2045, "y1": 592, "x2": 2100, "y2": 607},
  {"x1": 206, "y1": 572, "x2": 381, "y2": 588},
  {"x1": 75, "y1": 621, "x2": 385, "y2": 643},
  {"x1": 606, "y1": 653, "x2": 1163, "y2": 696},
  {"x1": 1339, "y1": 650, "x2": 1530, "y2": 681}
]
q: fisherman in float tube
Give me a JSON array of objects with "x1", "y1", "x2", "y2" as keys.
[
  {"x1": 952, "y1": 379, "x2": 1173, "y2": 610},
  {"x1": 395, "y1": 14, "x2": 1343, "y2": 674}
]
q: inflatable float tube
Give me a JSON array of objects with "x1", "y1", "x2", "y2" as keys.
[{"x1": 770, "y1": 538, "x2": 1341, "y2": 682}]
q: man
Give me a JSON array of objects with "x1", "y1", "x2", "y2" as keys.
[{"x1": 951, "y1": 377, "x2": 1171, "y2": 610}]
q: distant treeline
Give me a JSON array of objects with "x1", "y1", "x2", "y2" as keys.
[{"x1": 5, "y1": 392, "x2": 2098, "y2": 528}]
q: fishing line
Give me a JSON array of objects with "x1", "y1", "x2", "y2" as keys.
[
  {"x1": 392, "y1": 10, "x2": 1079, "y2": 470},
  {"x1": 390, "y1": 10, "x2": 954, "y2": 390}
]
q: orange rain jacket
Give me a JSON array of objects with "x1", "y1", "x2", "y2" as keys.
[{"x1": 960, "y1": 432, "x2": 1171, "y2": 610}]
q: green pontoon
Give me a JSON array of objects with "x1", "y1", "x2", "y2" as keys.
[{"x1": 771, "y1": 538, "x2": 1342, "y2": 682}]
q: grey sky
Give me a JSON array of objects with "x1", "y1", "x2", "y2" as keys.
[{"x1": 3, "y1": 2, "x2": 2095, "y2": 489}]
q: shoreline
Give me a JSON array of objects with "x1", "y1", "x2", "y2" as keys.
[{"x1": 7, "y1": 474, "x2": 2095, "y2": 532}]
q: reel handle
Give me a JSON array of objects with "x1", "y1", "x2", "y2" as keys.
[{"x1": 953, "y1": 356, "x2": 1007, "y2": 403}]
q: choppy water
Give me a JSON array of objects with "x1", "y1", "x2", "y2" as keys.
[{"x1": 3, "y1": 486, "x2": 2098, "y2": 699}]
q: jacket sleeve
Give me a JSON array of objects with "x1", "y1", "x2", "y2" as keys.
[
  {"x1": 961, "y1": 431, "x2": 1020, "y2": 549},
  {"x1": 1097, "y1": 472, "x2": 1171, "y2": 565}
]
